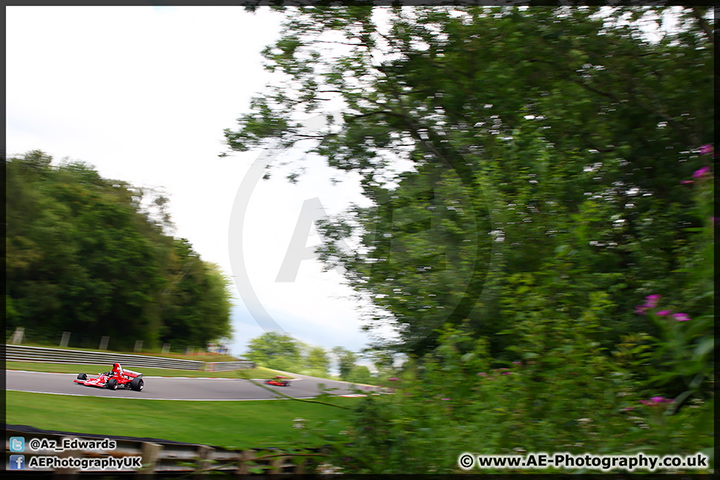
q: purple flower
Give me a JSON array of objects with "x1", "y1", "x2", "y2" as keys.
[
  {"x1": 387, "y1": 377, "x2": 399, "y2": 381},
  {"x1": 502, "y1": 371, "x2": 511, "y2": 375},
  {"x1": 673, "y1": 313, "x2": 691, "y2": 322},
  {"x1": 477, "y1": 372, "x2": 487, "y2": 376},
  {"x1": 651, "y1": 396, "x2": 672, "y2": 404},
  {"x1": 512, "y1": 361, "x2": 522, "y2": 366},
  {"x1": 640, "y1": 396, "x2": 673, "y2": 406},
  {"x1": 441, "y1": 397, "x2": 450, "y2": 401},
  {"x1": 681, "y1": 180, "x2": 694, "y2": 185},
  {"x1": 635, "y1": 305, "x2": 647, "y2": 315},
  {"x1": 693, "y1": 166, "x2": 711, "y2": 179},
  {"x1": 656, "y1": 310, "x2": 672, "y2": 316},
  {"x1": 645, "y1": 294, "x2": 661, "y2": 308},
  {"x1": 700, "y1": 144, "x2": 714, "y2": 155}
]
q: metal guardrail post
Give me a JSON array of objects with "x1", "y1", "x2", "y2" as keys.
[
  {"x1": 139, "y1": 442, "x2": 161, "y2": 475},
  {"x1": 237, "y1": 449, "x2": 255, "y2": 475},
  {"x1": 56, "y1": 436, "x2": 79, "y2": 477},
  {"x1": 196, "y1": 445, "x2": 214, "y2": 473},
  {"x1": 10, "y1": 327, "x2": 24, "y2": 344},
  {"x1": 270, "y1": 454, "x2": 285, "y2": 473},
  {"x1": 295, "y1": 455, "x2": 308, "y2": 474}
]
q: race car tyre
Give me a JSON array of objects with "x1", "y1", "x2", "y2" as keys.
[
  {"x1": 283, "y1": 381, "x2": 290, "y2": 386},
  {"x1": 106, "y1": 378, "x2": 118, "y2": 390},
  {"x1": 130, "y1": 378, "x2": 144, "y2": 391},
  {"x1": 77, "y1": 373, "x2": 87, "y2": 380}
]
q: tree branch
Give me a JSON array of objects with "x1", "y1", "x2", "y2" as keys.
[{"x1": 690, "y1": 7, "x2": 714, "y2": 44}]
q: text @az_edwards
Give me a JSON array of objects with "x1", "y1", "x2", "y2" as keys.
[{"x1": 24, "y1": 437, "x2": 117, "y2": 453}]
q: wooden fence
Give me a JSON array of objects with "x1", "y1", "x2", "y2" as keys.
[{"x1": 5, "y1": 427, "x2": 329, "y2": 475}]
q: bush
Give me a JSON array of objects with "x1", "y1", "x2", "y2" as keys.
[
  {"x1": 324, "y1": 319, "x2": 712, "y2": 473},
  {"x1": 345, "y1": 366, "x2": 373, "y2": 385}
]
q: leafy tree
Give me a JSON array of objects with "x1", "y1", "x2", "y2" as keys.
[
  {"x1": 246, "y1": 332, "x2": 302, "y2": 371},
  {"x1": 223, "y1": 6, "x2": 714, "y2": 472},
  {"x1": 303, "y1": 345, "x2": 331, "y2": 377},
  {"x1": 5, "y1": 151, "x2": 233, "y2": 350},
  {"x1": 225, "y1": 6, "x2": 713, "y2": 359},
  {"x1": 159, "y1": 240, "x2": 233, "y2": 349},
  {"x1": 332, "y1": 346, "x2": 358, "y2": 380},
  {"x1": 346, "y1": 365, "x2": 373, "y2": 385},
  {"x1": 365, "y1": 348, "x2": 396, "y2": 378}
]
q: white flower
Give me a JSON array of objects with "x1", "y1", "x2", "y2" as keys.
[{"x1": 317, "y1": 463, "x2": 343, "y2": 474}]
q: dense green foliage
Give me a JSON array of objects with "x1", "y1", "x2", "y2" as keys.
[
  {"x1": 246, "y1": 332, "x2": 303, "y2": 372},
  {"x1": 246, "y1": 333, "x2": 368, "y2": 381},
  {"x1": 226, "y1": 5, "x2": 713, "y2": 356},
  {"x1": 226, "y1": 5, "x2": 713, "y2": 473},
  {"x1": 5, "y1": 151, "x2": 233, "y2": 350},
  {"x1": 246, "y1": 332, "x2": 338, "y2": 378}
]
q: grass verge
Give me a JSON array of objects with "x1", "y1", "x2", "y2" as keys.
[{"x1": 6, "y1": 391, "x2": 357, "y2": 449}]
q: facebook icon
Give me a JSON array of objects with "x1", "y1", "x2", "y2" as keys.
[{"x1": 9, "y1": 455, "x2": 25, "y2": 470}]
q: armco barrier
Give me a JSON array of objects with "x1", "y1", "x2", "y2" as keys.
[
  {"x1": 205, "y1": 361, "x2": 257, "y2": 372},
  {"x1": 5, "y1": 425, "x2": 327, "y2": 474},
  {"x1": 3, "y1": 345, "x2": 254, "y2": 371}
]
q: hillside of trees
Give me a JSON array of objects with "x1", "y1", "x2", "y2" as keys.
[{"x1": 5, "y1": 150, "x2": 233, "y2": 351}]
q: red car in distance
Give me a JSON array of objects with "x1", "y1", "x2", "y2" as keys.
[
  {"x1": 264, "y1": 375, "x2": 292, "y2": 387},
  {"x1": 74, "y1": 363, "x2": 144, "y2": 391}
]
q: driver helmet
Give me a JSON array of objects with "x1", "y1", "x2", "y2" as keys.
[{"x1": 112, "y1": 363, "x2": 123, "y2": 374}]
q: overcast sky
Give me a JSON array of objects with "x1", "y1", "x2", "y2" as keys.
[{"x1": 6, "y1": 6, "x2": 376, "y2": 357}]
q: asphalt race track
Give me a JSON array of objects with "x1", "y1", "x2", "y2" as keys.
[{"x1": 6, "y1": 370, "x2": 378, "y2": 401}]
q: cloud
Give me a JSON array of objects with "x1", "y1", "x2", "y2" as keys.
[{"x1": 6, "y1": 6, "x2": 378, "y2": 356}]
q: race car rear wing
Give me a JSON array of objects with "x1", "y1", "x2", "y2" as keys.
[{"x1": 123, "y1": 369, "x2": 142, "y2": 378}]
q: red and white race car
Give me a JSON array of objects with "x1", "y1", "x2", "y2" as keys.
[
  {"x1": 74, "y1": 363, "x2": 144, "y2": 391},
  {"x1": 264, "y1": 375, "x2": 292, "y2": 387}
]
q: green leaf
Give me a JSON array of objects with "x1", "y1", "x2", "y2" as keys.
[{"x1": 693, "y1": 337, "x2": 714, "y2": 359}]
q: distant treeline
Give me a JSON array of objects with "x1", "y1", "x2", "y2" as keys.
[{"x1": 6, "y1": 150, "x2": 232, "y2": 350}]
